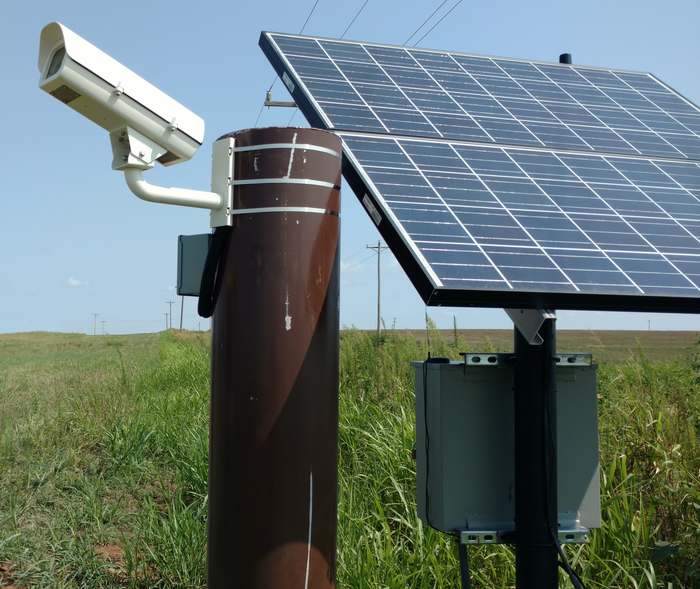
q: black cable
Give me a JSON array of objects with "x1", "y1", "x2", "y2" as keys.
[
  {"x1": 197, "y1": 227, "x2": 231, "y2": 319},
  {"x1": 421, "y1": 354, "x2": 459, "y2": 542},
  {"x1": 554, "y1": 533, "x2": 585, "y2": 589},
  {"x1": 254, "y1": 76, "x2": 280, "y2": 128},
  {"x1": 543, "y1": 336, "x2": 587, "y2": 589},
  {"x1": 423, "y1": 353, "x2": 432, "y2": 528}
]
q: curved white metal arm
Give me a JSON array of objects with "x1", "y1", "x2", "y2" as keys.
[{"x1": 124, "y1": 168, "x2": 223, "y2": 210}]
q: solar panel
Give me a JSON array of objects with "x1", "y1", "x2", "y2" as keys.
[{"x1": 260, "y1": 32, "x2": 700, "y2": 312}]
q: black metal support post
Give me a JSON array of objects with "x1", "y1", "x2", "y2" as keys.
[{"x1": 513, "y1": 317, "x2": 558, "y2": 588}]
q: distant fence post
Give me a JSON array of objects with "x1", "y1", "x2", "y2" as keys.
[{"x1": 207, "y1": 127, "x2": 341, "y2": 588}]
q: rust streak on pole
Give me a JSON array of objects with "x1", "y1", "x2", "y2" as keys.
[{"x1": 208, "y1": 127, "x2": 341, "y2": 589}]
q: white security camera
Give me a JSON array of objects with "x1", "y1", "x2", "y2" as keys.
[
  {"x1": 38, "y1": 22, "x2": 203, "y2": 167},
  {"x1": 38, "y1": 22, "x2": 232, "y2": 227}
]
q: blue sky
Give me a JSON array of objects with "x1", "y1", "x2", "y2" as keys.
[{"x1": 3, "y1": 0, "x2": 700, "y2": 334}]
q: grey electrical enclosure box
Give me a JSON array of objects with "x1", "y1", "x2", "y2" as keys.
[
  {"x1": 413, "y1": 355, "x2": 600, "y2": 543},
  {"x1": 177, "y1": 234, "x2": 211, "y2": 296}
]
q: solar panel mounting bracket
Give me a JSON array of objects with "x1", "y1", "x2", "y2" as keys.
[
  {"x1": 505, "y1": 308, "x2": 556, "y2": 345},
  {"x1": 264, "y1": 90, "x2": 297, "y2": 108}
]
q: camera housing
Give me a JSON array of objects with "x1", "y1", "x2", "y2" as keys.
[
  {"x1": 38, "y1": 22, "x2": 233, "y2": 227},
  {"x1": 38, "y1": 22, "x2": 204, "y2": 167}
]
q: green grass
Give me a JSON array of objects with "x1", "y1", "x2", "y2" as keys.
[{"x1": 1, "y1": 327, "x2": 700, "y2": 587}]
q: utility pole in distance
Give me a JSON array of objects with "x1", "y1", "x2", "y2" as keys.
[
  {"x1": 100, "y1": 320, "x2": 106, "y2": 335},
  {"x1": 167, "y1": 300, "x2": 175, "y2": 329},
  {"x1": 93, "y1": 314, "x2": 98, "y2": 336},
  {"x1": 366, "y1": 241, "x2": 389, "y2": 340},
  {"x1": 164, "y1": 313, "x2": 169, "y2": 331}
]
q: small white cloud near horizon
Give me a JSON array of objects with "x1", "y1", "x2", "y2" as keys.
[
  {"x1": 167, "y1": 285, "x2": 176, "y2": 292},
  {"x1": 67, "y1": 277, "x2": 88, "y2": 287}
]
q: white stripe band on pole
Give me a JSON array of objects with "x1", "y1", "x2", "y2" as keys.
[
  {"x1": 234, "y1": 143, "x2": 342, "y2": 159},
  {"x1": 230, "y1": 206, "x2": 339, "y2": 216},
  {"x1": 232, "y1": 178, "x2": 340, "y2": 189}
]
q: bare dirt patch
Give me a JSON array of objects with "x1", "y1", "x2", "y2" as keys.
[
  {"x1": 0, "y1": 562, "x2": 18, "y2": 588},
  {"x1": 95, "y1": 543, "x2": 125, "y2": 563}
]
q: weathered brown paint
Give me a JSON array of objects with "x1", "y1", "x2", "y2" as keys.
[{"x1": 207, "y1": 127, "x2": 341, "y2": 589}]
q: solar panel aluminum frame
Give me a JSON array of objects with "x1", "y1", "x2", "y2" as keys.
[{"x1": 259, "y1": 31, "x2": 700, "y2": 313}]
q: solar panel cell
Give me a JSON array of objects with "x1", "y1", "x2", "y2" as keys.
[
  {"x1": 403, "y1": 88, "x2": 465, "y2": 114},
  {"x1": 425, "y1": 113, "x2": 491, "y2": 142},
  {"x1": 409, "y1": 50, "x2": 463, "y2": 72},
  {"x1": 304, "y1": 78, "x2": 363, "y2": 105},
  {"x1": 272, "y1": 35, "x2": 326, "y2": 58},
  {"x1": 561, "y1": 84, "x2": 618, "y2": 108},
  {"x1": 493, "y1": 60, "x2": 550, "y2": 82},
  {"x1": 661, "y1": 134, "x2": 700, "y2": 159},
  {"x1": 473, "y1": 117, "x2": 543, "y2": 146},
  {"x1": 319, "y1": 40, "x2": 374, "y2": 63},
  {"x1": 521, "y1": 122, "x2": 589, "y2": 150},
  {"x1": 352, "y1": 83, "x2": 413, "y2": 108},
  {"x1": 451, "y1": 94, "x2": 512, "y2": 119},
  {"x1": 569, "y1": 126, "x2": 638, "y2": 154},
  {"x1": 286, "y1": 55, "x2": 345, "y2": 80},
  {"x1": 321, "y1": 103, "x2": 385, "y2": 132},
  {"x1": 373, "y1": 108, "x2": 437, "y2": 136}
]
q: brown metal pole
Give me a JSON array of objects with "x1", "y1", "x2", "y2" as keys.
[{"x1": 208, "y1": 127, "x2": 341, "y2": 589}]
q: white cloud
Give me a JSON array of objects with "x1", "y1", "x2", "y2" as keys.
[
  {"x1": 67, "y1": 277, "x2": 88, "y2": 287},
  {"x1": 386, "y1": 256, "x2": 404, "y2": 275},
  {"x1": 167, "y1": 285, "x2": 176, "y2": 292}
]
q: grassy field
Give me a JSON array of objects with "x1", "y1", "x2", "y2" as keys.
[
  {"x1": 1, "y1": 327, "x2": 700, "y2": 587},
  {"x1": 384, "y1": 328, "x2": 700, "y2": 363}
]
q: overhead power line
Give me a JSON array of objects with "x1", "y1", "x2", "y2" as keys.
[
  {"x1": 341, "y1": 253, "x2": 376, "y2": 274},
  {"x1": 403, "y1": 0, "x2": 449, "y2": 46},
  {"x1": 413, "y1": 0, "x2": 464, "y2": 47},
  {"x1": 299, "y1": 0, "x2": 321, "y2": 35},
  {"x1": 342, "y1": 245, "x2": 370, "y2": 264},
  {"x1": 341, "y1": 0, "x2": 370, "y2": 39}
]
